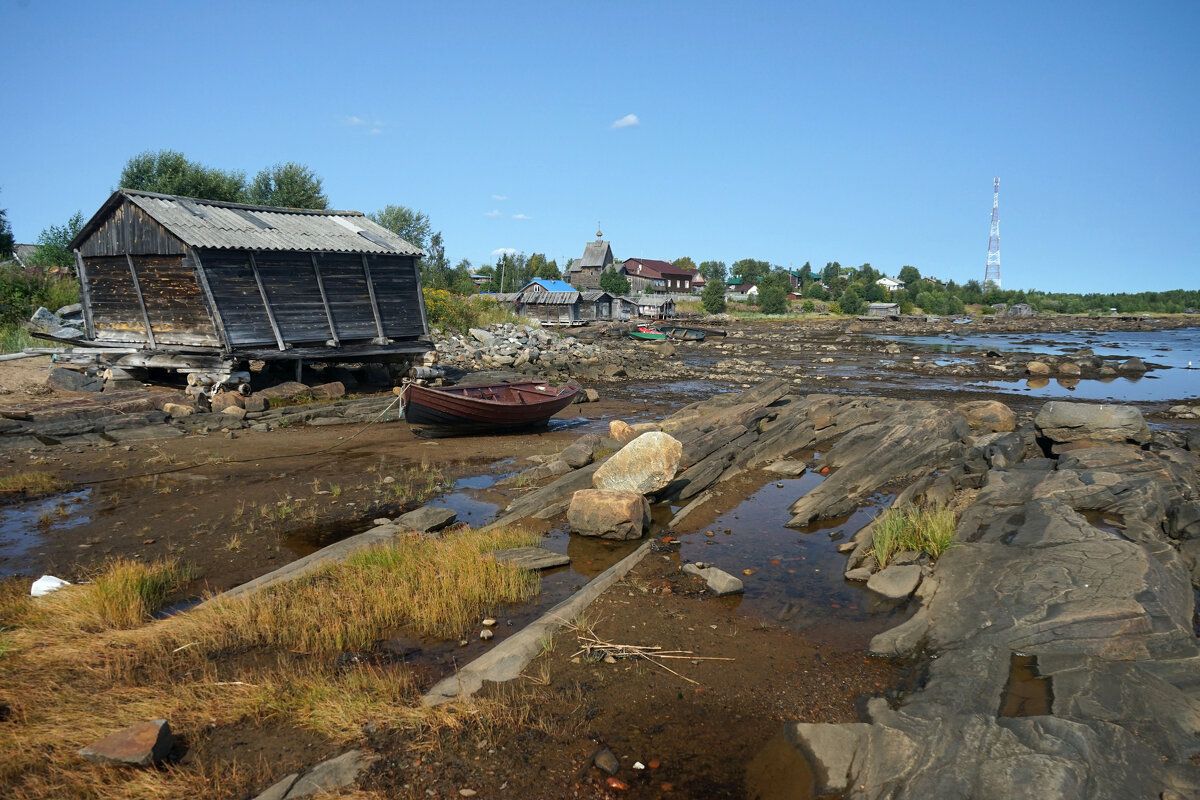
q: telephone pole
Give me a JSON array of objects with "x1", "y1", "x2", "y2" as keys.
[{"x1": 984, "y1": 178, "x2": 1001, "y2": 288}]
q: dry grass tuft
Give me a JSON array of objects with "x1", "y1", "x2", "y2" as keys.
[
  {"x1": 0, "y1": 525, "x2": 542, "y2": 799},
  {"x1": 32, "y1": 558, "x2": 194, "y2": 631},
  {"x1": 0, "y1": 471, "x2": 70, "y2": 498}
]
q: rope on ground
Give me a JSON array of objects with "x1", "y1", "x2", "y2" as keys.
[{"x1": 78, "y1": 393, "x2": 404, "y2": 486}]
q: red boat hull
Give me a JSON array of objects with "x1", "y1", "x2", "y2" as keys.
[{"x1": 403, "y1": 381, "x2": 580, "y2": 435}]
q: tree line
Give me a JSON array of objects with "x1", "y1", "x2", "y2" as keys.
[{"x1": 4, "y1": 153, "x2": 1197, "y2": 318}]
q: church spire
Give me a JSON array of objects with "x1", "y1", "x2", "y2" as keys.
[{"x1": 596, "y1": 222, "x2": 603, "y2": 240}]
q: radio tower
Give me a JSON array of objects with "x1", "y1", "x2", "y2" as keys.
[{"x1": 984, "y1": 177, "x2": 1001, "y2": 288}]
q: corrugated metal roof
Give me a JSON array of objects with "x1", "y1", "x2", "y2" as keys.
[
  {"x1": 520, "y1": 291, "x2": 579, "y2": 305},
  {"x1": 72, "y1": 189, "x2": 425, "y2": 256}
]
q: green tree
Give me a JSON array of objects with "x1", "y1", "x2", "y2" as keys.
[
  {"x1": 864, "y1": 282, "x2": 886, "y2": 302},
  {"x1": 899, "y1": 265, "x2": 921, "y2": 286},
  {"x1": 700, "y1": 261, "x2": 727, "y2": 314},
  {"x1": 600, "y1": 266, "x2": 630, "y2": 295},
  {"x1": 29, "y1": 211, "x2": 84, "y2": 271},
  {"x1": 247, "y1": 162, "x2": 328, "y2": 209},
  {"x1": 528, "y1": 253, "x2": 561, "y2": 281},
  {"x1": 732, "y1": 258, "x2": 772, "y2": 285},
  {"x1": 838, "y1": 286, "x2": 865, "y2": 315},
  {"x1": 119, "y1": 149, "x2": 246, "y2": 201},
  {"x1": 673, "y1": 256, "x2": 697, "y2": 274},
  {"x1": 803, "y1": 282, "x2": 828, "y2": 301},
  {"x1": 367, "y1": 205, "x2": 431, "y2": 252},
  {"x1": 0, "y1": 197, "x2": 13, "y2": 260},
  {"x1": 758, "y1": 272, "x2": 788, "y2": 314}
]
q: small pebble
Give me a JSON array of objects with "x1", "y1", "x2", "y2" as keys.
[
  {"x1": 459, "y1": 790, "x2": 477, "y2": 797},
  {"x1": 480, "y1": 629, "x2": 494, "y2": 641},
  {"x1": 383, "y1": 476, "x2": 395, "y2": 484},
  {"x1": 482, "y1": 618, "x2": 497, "y2": 627}
]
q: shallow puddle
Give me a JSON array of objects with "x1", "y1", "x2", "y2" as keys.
[
  {"x1": 998, "y1": 652, "x2": 1053, "y2": 717},
  {"x1": 0, "y1": 489, "x2": 92, "y2": 577},
  {"x1": 676, "y1": 474, "x2": 911, "y2": 649},
  {"x1": 744, "y1": 728, "x2": 816, "y2": 800}
]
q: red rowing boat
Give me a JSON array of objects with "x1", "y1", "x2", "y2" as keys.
[{"x1": 400, "y1": 381, "x2": 581, "y2": 436}]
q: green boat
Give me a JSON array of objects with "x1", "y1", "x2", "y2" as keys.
[{"x1": 628, "y1": 329, "x2": 669, "y2": 341}]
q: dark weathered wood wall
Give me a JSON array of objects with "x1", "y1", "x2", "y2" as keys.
[
  {"x1": 79, "y1": 199, "x2": 187, "y2": 257},
  {"x1": 200, "y1": 250, "x2": 424, "y2": 347},
  {"x1": 80, "y1": 253, "x2": 220, "y2": 346}
]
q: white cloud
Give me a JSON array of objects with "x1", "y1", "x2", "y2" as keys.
[
  {"x1": 368, "y1": 128, "x2": 383, "y2": 135},
  {"x1": 512, "y1": 213, "x2": 531, "y2": 220},
  {"x1": 491, "y1": 247, "x2": 517, "y2": 256},
  {"x1": 345, "y1": 116, "x2": 384, "y2": 132},
  {"x1": 491, "y1": 194, "x2": 508, "y2": 201},
  {"x1": 610, "y1": 113, "x2": 639, "y2": 129},
  {"x1": 484, "y1": 210, "x2": 503, "y2": 218}
]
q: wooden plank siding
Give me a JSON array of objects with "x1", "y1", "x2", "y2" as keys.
[
  {"x1": 199, "y1": 250, "x2": 277, "y2": 347},
  {"x1": 79, "y1": 199, "x2": 187, "y2": 257},
  {"x1": 311, "y1": 253, "x2": 381, "y2": 341},
  {"x1": 363, "y1": 254, "x2": 425, "y2": 339},
  {"x1": 81, "y1": 255, "x2": 150, "y2": 343},
  {"x1": 134, "y1": 254, "x2": 219, "y2": 346}
]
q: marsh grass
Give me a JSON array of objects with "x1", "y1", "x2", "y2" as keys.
[
  {"x1": 870, "y1": 504, "x2": 957, "y2": 567},
  {"x1": 0, "y1": 524, "x2": 544, "y2": 799},
  {"x1": 33, "y1": 558, "x2": 195, "y2": 631},
  {"x1": 0, "y1": 471, "x2": 69, "y2": 498}
]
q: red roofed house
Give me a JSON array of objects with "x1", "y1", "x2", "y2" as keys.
[{"x1": 620, "y1": 258, "x2": 695, "y2": 294}]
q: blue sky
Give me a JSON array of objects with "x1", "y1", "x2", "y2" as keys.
[{"x1": 1, "y1": 1, "x2": 1196, "y2": 293}]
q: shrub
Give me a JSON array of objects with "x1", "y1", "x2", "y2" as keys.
[{"x1": 422, "y1": 289, "x2": 522, "y2": 333}]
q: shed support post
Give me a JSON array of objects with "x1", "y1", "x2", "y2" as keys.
[
  {"x1": 358, "y1": 254, "x2": 389, "y2": 345},
  {"x1": 189, "y1": 249, "x2": 232, "y2": 352},
  {"x1": 124, "y1": 253, "x2": 157, "y2": 348},
  {"x1": 74, "y1": 250, "x2": 95, "y2": 340},
  {"x1": 310, "y1": 254, "x2": 340, "y2": 347},
  {"x1": 247, "y1": 251, "x2": 287, "y2": 351}
]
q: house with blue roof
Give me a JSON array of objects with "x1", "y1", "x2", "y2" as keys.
[{"x1": 515, "y1": 279, "x2": 582, "y2": 325}]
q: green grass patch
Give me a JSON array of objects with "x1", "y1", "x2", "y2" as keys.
[
  {"x1": 36, "y1": 558, "x2": 195, "y2": 631},
  {"x1": 870, "y1": 504, "x2": 957, "y2": 567}
]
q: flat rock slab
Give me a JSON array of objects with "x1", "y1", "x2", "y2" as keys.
[
  {"x1": 396, "y1": 505, "x2": 457, "y2": 533},
  {"x1": 567, "y1": 489, "x2": 650, "y2": 539},
  {"x1": 492, "y1": 546, "x2": 570, "y2": 570},
  {"x1": 78, "y1": 719, "x2": 172, "y2": 767},
  {"x1": 683, "y1": 563, "x2": 745, "y2": 596},
  {"x1": 253, "y1": 750, "x2": 375, "y2": 800},
  {"x1": 106, "y1": 426, "x2": 185, "y2": 442},
  {"x1": 866, "y1": 564, "x2": 922, "y2": 599},
  {"x1": 766, "y1": 460, "x2": 808, "y2": 476},
  {"x1": 47, "y1": 367, "x2": 102, "y2": 392}
]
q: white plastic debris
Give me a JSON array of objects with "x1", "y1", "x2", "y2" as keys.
[
  {"x1": 31, "y1": 575, "x2": 71, "y2": 597},
  {"x1": 633, "y1": 762, "x2": 646, "y2": 770}
]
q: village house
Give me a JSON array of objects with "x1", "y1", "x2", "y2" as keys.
[
  {"x1": 65, "y1": 189, "x2": 430, "y2": 380},
  {"x1": 867, "y1": 302, "x2": 901, "y2": 317},
  {"x1": 620, "y1": 258, "x2": 694, "y2": 294},
  {"x1": 633, "y1": 294, "x2": 676, "y2": 319},
  {"x1": 877, "y1": 276, "x2": 904, "y2": 292},
  {"x1": 514, "y1": 278, "x2": 581, "y2": 325},
  {"x1": 563, "y1": 228, "x2": 614, "y2": 290}
]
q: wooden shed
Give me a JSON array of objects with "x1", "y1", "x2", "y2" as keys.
[
  {"x1": 579, "y1": 290, "x2": 614, "y2": 321},
  {"x1": 515, "y1": 279, "x2": 581, "y2": 325},
  {"x1": 67, "y1": 190, "x2": 430, "y2": 379}
]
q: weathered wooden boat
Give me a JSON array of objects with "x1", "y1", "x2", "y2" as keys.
[
  {"x1": 400, "y1": 380, "x2": 580, "y2": 435},
  {"x1": 654, "y1": 326, "x2": 707, "y2": 341}
]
